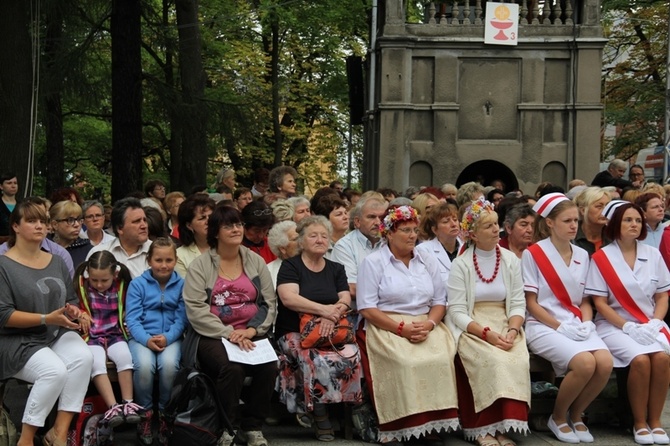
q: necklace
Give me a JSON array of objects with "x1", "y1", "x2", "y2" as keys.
[
  {"x1": 218, "y1": 257, "x2": 240, "y2": 281},
  {"x1": 473, "y1": 245, "x2": 501, "y2": 284}
]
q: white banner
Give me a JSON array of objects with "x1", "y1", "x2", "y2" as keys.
[{"x1": 484, "y1": 2, "x2": 519, "y2": 46}]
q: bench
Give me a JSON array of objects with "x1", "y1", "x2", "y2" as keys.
[{"x1": 528, "y1": 353, "x2": 626, "y2": 429}]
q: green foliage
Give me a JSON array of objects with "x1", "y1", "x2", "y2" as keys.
[
  {"x1": 33, "y1": 0, "x2": 370, "y2": 197},
  {"x1": 601, "y1": 2, "x2": 669, "y2": 160}
]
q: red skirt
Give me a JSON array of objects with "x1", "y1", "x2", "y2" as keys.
[{"x1": 454, "y1": 354, "x2": 529, "y2": 440}]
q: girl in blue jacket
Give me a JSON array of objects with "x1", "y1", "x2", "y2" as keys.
[{"x1": 126, "y1": 237, "x2": 187, "y2": 446}]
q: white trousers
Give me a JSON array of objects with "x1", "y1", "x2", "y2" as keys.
[
  {"x1": 14, "y1": 331, "x2": 93, "y2": 426},
  {"x1": 89, "y1": 341, "x2": 133, "y2": 378}
]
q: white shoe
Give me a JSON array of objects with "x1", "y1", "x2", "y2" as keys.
[
  {"x1": 651, "y1": 428, "x2": 670, "y2": 445},
  {"x1": 218, "y1": 431, "x2": 235, "y2": 446},
  {"x1": 569, "y1": 420, "x2": 594, "y2": 443},
  {"x1": 547, "y1": 416, "x2": 579, "y2": 444},
  {"x1": 237, "y1": 430, "x2": 268, "y2": 446},
  {"x1": 634, "y1": 427, "x2": 654, "y2": 445}
]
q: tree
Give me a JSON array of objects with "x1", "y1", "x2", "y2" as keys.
[
  {"x1": 4, "y1": 0, "x2": 370, "y2": 199},
  {"x1": 174, "y1": 0, "x2": 209, "y2": 191},
  {"x1": 0, "y1": 1, "x2": 35, "y2": 196},
  {"x1": 601, "y1": 1, "x2": 669, "y2": 159}
]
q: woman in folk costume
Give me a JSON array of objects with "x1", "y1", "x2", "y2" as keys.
[
  {"x1": 586, "y1": 200, "x2": 670, "y2": 445},
  {"x1": 446, "y1": 197, "x2": 530, "y2": 446},
  {"x1": 357, "y1": 205, "x2": 459, "y2": 445},
  {"x1": 521, "y1": 193, "x2": 612, "y2": 443}
]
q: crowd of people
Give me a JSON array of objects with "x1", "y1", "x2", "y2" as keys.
[{"x1": 1, "y1": 161, "x2": 670, "y2": 446}]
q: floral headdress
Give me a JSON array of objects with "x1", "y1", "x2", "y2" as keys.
[
  {"x1": 461, "y1": 197, "x2": 495, "y2": 234},
  {"x1": 379, "y1": 205, "x2": 419, "y2": 238}
]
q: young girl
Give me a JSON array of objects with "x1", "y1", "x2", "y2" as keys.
[
  {"x1": 126, "y1": 237, "x2": 187, "y2": 446},
  {"x1": 521, "y1": 193, "x2": 613, "y2": 443},
  {"x1": 75, "y1": 250, "x2": 143, "y2": 428}
]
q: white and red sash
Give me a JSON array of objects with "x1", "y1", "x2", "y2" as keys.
[
  {"x1": 592, "y1": 245, "x2": 670, "y2": 343},
  {"x1": 527, "y1": 242, "x2": 582, "y2": 320}
]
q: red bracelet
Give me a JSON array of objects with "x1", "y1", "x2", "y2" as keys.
[
  {"x1": 396, "y1": 321, "x2": 405, "y2": 336},
  {"x1": 481, "y1": 326, "x2": 491, "y2": 340}
]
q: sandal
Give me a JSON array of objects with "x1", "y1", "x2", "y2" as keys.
[
  {"x1": 296, "y1": 412, "x2": 312, "y2": 428},
  {"x1": 495, "y1": 434, "x2": 516, "y2": 446},
  {"x1": 42, "y1": 428, "x2": 67, "y2": 446},
  {"x1": 313, "y1": 414, "x2": 335, "y2": 442},
  {"x1": 475, "y1": 436, "x2": 501, "y2": 446}
]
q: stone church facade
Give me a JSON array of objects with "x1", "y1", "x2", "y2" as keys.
[{"x1": 363, "y1": 0, "x2": 605, "y2": 194}]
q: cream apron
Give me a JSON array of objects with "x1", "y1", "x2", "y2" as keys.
[
  {"x1": 457, "y1": 302, "x2": 531, "y2": 413},
  {"x1": 367, "y1": 313, "x2": 458, "y2": 424}
]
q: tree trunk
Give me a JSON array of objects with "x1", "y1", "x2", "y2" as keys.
[
  {"x1": 271, "y1": 13, "x2": 282, "y2": 166},
  {"x1": 44, "y1": 2, "x2": 65, "y2": 193},
  {"x1": 111, "y1": 0, "x2": 143, "y2": 202},
  {"x1": 175, "y1": 0, "x2": 208, "y2": 192},
  {"x1": 0, "y1": 1, "x2": 34, "y2": 197},
  {"x1": 163, "y1": 0, "x2": 183, "y2": 191}
]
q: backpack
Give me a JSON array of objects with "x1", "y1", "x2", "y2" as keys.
[
  {"x1": 164, "y1": 367, "x2": 234, "y2": 446},
  {"x1": 67, "y1": 395, "x2": 113, "y2": 446},
  {"x1": 0, "y1": 405, "x2": 17, "y2": 446}
]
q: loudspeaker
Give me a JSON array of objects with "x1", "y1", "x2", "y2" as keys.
[{"x1": 346, "y1": 56, "x2": 365, "y2": 125}]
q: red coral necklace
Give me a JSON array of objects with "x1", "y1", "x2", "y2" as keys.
[{"x1": 473, "y1": 245, "x2": 501, "y2": 284}]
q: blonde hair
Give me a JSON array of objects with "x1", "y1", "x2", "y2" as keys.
[
  {"x1": 574, "y1": 186, "x2": 610, "y2": 217},
  {"x1": 456, "y1": 182, "x2": 485, "y2": 208},
  {"x1": 622, "y1": 189, "x2": 642, "y2": 203},
  {"x1": 49, "y1": 200, "x2": 82, "y2": 223},
  {"x1": 411, "y1": 193, "x2": 439, "y2": 217},
  {"x1": 643, "y1": 182, "x2": 666, "y2": 199}
]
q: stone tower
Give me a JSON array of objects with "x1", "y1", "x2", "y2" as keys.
[{"x1": 364, "y1": 0, "x2": 605, "y2": 194}]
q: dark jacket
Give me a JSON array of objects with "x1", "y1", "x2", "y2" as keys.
[{"x1": 591, "y1": 170, "x2": 633, "y2": 189}]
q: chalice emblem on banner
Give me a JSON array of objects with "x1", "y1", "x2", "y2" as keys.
[{"x1": 485, "y1": 2, "x2": 519, "y2": 46}]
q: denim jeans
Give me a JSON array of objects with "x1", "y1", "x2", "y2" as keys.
[{"x1": 128, "y1": 339, "x2": 181, "y2": 410}]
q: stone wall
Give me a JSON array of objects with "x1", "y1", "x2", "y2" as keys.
[{"x1": 364, "y1": 0, "x2": 605, "y2": 194}]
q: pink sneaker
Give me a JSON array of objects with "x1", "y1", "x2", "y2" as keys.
[
  {"x1": 102, "y1": 404, "x2": 124, "y2": 428},
  {"x1": 122, "y1": 401, "x2": 143, "y2": 424}
]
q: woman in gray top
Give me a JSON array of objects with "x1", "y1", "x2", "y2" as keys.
[{"x1": 0, "y1": 200, "x2": 93, "y2": 446}]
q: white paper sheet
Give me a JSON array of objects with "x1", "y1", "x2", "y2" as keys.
[{"x1": 221, "y1": 338, "x2": 278, "y2": 365}]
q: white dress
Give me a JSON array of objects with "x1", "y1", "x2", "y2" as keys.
[
  {"x1": 585, "y1": 241, "x2": 670, "y2": 367},
  {"x1": 521, "y1": 239, "x2": 608, "y2": 376}
]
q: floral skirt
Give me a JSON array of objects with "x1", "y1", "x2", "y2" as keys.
[{"x1": 276, "y1": 332, "x2": 363, "y2": 413}]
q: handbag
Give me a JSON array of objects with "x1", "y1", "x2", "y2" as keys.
[{"x1": 299, "y1": 313, "x2": 354, "y2": 349}]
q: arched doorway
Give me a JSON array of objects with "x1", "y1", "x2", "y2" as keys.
[{"x1": 455, "y1": 160, "x2": 518, "y2": 193}]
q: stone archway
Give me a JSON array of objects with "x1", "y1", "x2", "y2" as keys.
[{"x1": 455, "y1": 160, "x2": 519, "y2": 193}]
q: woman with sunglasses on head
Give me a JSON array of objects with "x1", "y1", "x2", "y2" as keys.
[
  {"x1": 356, "y1": 205, "x2": 459, "y2": 446},
  {"x1": 447, "y1": 197, "x2": 530, "y2": 446},
  {"x1": 49, "y1": 200, "x2": 93, "y2": 269},
  {"x1": 0, "y1": 200, "x2": 93, "y2": 446},
  {"x1": 182, "y1": 205, "x2": 277, "y2": 446},
  {"x1": 81, "y1": 201, "x2": 116, "y2": 247}
]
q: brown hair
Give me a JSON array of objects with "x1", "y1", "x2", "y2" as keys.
[
  {"x1": 8, "y1": 200, "x2": 49, "y2": 247},
  {"x1": 147, "y1": 237, "x2": 177, "y2": 260}
]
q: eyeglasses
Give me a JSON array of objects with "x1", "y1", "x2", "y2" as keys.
[
  {"x1": 84, "y1": 213, "x2": 103, "y2": 220},
  {"x1": 221, "y1": 222, "x2": 245, "y2": 230},
  {"x1": 395, "y1": 227, "x2": 420, "y2": 235},
  {"x1": 56, "y1": 217, "x2": 84, "y2": 226},
  {"x1": 252, "y1": 209, "x2": 273, "y2": 216}
]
